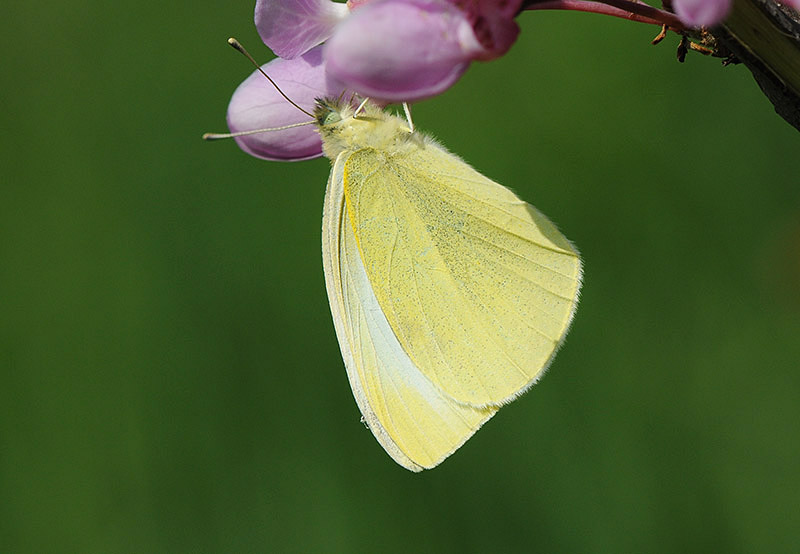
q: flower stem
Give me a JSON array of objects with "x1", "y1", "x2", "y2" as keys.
[{"x1": 524, "y1": 0, "x2": 686, "y2": 30}]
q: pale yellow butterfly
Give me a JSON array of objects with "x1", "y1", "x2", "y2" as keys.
[{"x1": 314, "y1": 98, "x2": 582, "y2": 471}]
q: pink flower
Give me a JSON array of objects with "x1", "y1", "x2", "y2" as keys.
[
  {"x1": 226, "y1": 46, "x2": 346, "y2": 161},
  {"x1": 255, "y1": 0, "x2": 349, "y2": 59},
  {"x1": 671, "y1": 0, "x2": 730, "y2": 27},
  {"x1": 254, "y1": 0, "x2": 521, "y2": 102},
  {"x1": 324, "y1": 0, "x2": 518, "y2": 101},
  {"x1": 223, "y1": 0, "x2": 524, "y2": 161}
]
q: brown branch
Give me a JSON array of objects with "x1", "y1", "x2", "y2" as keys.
[{"x1": 711, "y1": 0, "x2": 800, "y2": 131}]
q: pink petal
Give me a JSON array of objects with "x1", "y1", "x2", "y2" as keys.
[
  {"x1": 226, "y1": 47, "x2": 346, "y2": 161},
  {"x1": 450, "y1": 0, "x2": 522, "y2": 58},
  {"x1": 324, "y1": 0, "x2": 485, "y2": 101},
  {"x1": 255, "y1": 0, "x2": 349, "y2": 59},
  {"x1": 672, "y1": 0, "x2": 731, "y2": 27},
  {"x1": 781, "y1": 0, "x2": 800, "y2": 9}
]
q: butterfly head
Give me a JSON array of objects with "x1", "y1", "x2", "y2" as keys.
[{"x1": 314, "y1": 97, "x2": 418, "y2": 161}]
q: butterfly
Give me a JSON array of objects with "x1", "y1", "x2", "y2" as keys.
[{"x1": 315, "y1": 98, "x2": 582, "y2": 471}]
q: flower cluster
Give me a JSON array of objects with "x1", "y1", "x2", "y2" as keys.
[
  {"x1": 223, "y1": 0, "x2": 800, "y2": 160},
  {"x1": 228, "y1": 0, "x2": 522, "y2": 160}
]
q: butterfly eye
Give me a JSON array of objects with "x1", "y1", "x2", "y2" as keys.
[
  {"x1": 321, "y1": 111, "x2": 342, "y2": 126},
  {"x1": 313, "y1": 98, "x2": 346, "y2": 128}
]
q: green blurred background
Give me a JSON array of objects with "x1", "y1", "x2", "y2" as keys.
[{"x1": 3, "y1": 1, "x2": 800, "y2": 552}]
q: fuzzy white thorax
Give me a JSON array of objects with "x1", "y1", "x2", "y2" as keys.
[{"x1": 314, "y1": 100, "x2": 426, "y2": 161}]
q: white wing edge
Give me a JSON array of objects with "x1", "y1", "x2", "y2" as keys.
[{"x1": 322, "y1": 155, "x2": 425, "y2": 472}]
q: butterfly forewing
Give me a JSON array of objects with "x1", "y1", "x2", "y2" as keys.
[
  {"x1": 342, "y1": 144, "x2": 582, "y2": 408},
  {"x1": 322, "y1": 155, "x2": 496, "y2": 471}
]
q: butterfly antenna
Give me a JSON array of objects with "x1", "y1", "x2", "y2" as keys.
[
  {"x1": 227, "y1": 37, "x2": 314, "y2": 118},
  {"x1": 402, "y1": 102, "x2": 415, "y2": 132},
  {"x1": 202, "y1": 120, "x2": 315, "y2": 141}
]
